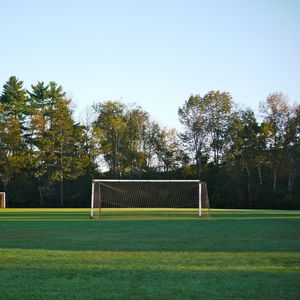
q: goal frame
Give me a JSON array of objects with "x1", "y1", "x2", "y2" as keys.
[
  {"x1": 90, "y1": 179, "x2": 203, "y2": 219},
  {"x1": 0, "y1": 192, "x2": 6, "y2": 208}
]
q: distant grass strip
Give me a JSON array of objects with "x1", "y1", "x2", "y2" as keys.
[{"x1": 1, "y1": 208, "x2": 300, "y2": 220}]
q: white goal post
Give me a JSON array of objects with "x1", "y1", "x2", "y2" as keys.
[
  {"x1": 0, "y1": 192, "x2": 6, "y2": 208},
  {"x1": 90, "y1": 179, "x2": 210, "y2": 219}
]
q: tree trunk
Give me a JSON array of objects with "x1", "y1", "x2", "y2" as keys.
[
  {"x1": 288, "y1": 168, "x2": 296, "y2": 193},
  {"x1": 273, "y1": 167, "x2": 277, "y2": 193},
  {"x1": 245, "y1": 162, "x2": 251, "y2": 206},
  {"x1": 60, "y1": 179, "x2": 64, "y2": 207},
  {"x1": 291, "y1": 169, "x2": 296, "y2": 192},
  {"x1": 60, "y1": 139, "x2": 64, "y2": 207},
  {"x1": 257, "y1": 164, "x2": 263, "y2": 186},
  {"x1": 196, "y1": 151, "x2": 202, "y2": 178},
  {"x1": 39, "y1": 186, "x2": 44, "y2": 207}
]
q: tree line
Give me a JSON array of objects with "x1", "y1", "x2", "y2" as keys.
[{"x1": 0, "y1": 76, "x2": 299, "y2": 209}]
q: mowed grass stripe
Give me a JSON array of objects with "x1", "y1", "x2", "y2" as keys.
[
  {"x1": 1, "y1": 249, "x2": 299, "y2": 299},
  {"x1": 1, "y1": 249, "x2": 300, "y2": 272},
  {"x1": 0, "y1": 209, "x2": 299, "y2": 299}
]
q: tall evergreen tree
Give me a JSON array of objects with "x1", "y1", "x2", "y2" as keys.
[
  {"x1": 0, "y1": 76, "x2": 28, "y2": 190},
  {"x1": 28, "y1": 81, "x2": 91, "y2": 206}
]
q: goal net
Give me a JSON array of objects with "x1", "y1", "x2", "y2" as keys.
[
  {"x1": 0, "y1": 192, "x2": 6, "y2": 208},
  {"x1": 90, "y1": 180, "x2": 210, "y2": 219}
]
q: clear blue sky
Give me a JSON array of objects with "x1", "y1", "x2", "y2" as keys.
[{"x1": 1, "y1": 0, "x2": 299, "y2": 127}]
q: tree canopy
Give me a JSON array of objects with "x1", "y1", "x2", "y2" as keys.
[{"x1": 0, "y1": 76, "x2": 299, "y2": 209}]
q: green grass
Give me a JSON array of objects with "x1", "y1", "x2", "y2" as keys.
[{"x1": 0, "y1": 209, "x2": 300, "y2": 299}]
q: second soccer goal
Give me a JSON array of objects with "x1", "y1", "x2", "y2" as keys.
[
  {"x1": 0, "y1": 192, "x2": 6, "y2": 208},
  {"x1": 90, "y1": 180, "x2": 210, "y2": 219}
]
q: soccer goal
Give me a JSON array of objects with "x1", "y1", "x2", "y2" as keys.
[
  {"x1": 90, "y1": 180, "x2": 210, "y2": 219},
  {"x1": 0, "y1": 192, "x2": 6, "y2": 208}
]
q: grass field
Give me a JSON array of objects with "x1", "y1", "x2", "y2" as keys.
[{"x1": 0, "y1": 209, "x2": 300, "y2": 299}]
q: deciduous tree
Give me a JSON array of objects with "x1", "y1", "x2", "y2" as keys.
[
  {"x1": 260, "y1": 92, "x2": 290, "y2": 192},
  {"x1": 178, "y1": 95, "x2": 209, "y2": 177}
]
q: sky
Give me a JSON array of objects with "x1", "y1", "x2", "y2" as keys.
[{"x1": 1, "y1": 0, "x2": 300, "y2": 128}]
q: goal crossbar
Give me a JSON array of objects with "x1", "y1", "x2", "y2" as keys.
[{"x1": 92, "y1": 180, "x2": 200, "y2": 182}]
